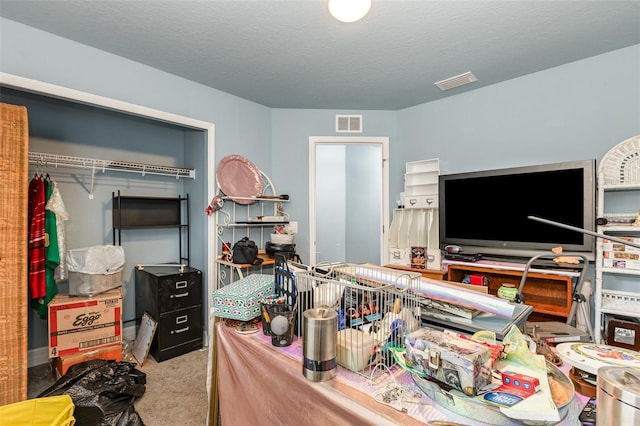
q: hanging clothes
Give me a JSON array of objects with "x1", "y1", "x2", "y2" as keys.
[
  {"x1": 32, "y1": 176, "x2": 60, "y2": 317},
  {"x1": 28, "y1": 174, "x2": 46, "y2": 300},
  {"x1": 46, "y1": 178, "x2": 69, "y2": 281}
]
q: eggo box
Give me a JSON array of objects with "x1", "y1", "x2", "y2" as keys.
[
  {"x1": 48, "y1": 288, "x2": 123, "y2": 358},
  {"x1": 404, "y1": 327, "x2": 492, "y2": 396}
]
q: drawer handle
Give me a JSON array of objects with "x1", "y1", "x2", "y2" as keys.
[
  {"x1": 408, "y1": 198, "x2": 417, "y2": 206},
  {"x1": 170, "y1": 292, "x2": 189, "y2": 298},
  {"x1": 172, "y1": 326, "x2": 190, "y2": 334},
  {"x1": 175, "y1": 280, "x2": 188, "y2": 289}
]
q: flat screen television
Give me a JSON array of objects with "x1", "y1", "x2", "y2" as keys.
[{"x1": 438, "y1": 159, "x2": 596, "y2": 259}]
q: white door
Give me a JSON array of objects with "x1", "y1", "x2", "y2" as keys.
[{"x1": 309, "y1": 136, "x2": 389, "y2": 265}]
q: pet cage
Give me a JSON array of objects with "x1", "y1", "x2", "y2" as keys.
[{"x1": 281, "y1": 262, "x2": 422, "y2": 377}]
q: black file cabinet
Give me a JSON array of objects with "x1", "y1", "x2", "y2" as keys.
[{"x1": 135, "y1": 265, "x2": 203, "y2": 362}]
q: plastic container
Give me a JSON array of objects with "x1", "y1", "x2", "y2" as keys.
[
  {"x1": 0, "y1": 395, "x2": 75, "y2": 426},
  {"x1": 66, "y1": 245, "x2": 125, "y2": 296},
  {"x1": 336, "y1": 328, "x2": 375, "y2": 372},
  {"x1": 270, "y1": 233, "x2": 294, "y2": 244}
]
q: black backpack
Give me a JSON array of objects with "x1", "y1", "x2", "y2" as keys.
[{"x1": 232, "y1": 237, "x2": 263, "y2": 265}]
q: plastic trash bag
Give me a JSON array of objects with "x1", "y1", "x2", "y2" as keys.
[
  {"x1": 66, "y1": 245, "x2": 125, "y2": 275},
  {"x1": 38, "y1": 359, "x2": 146, "y2": 426},
  {"x1": 502, "y1": 324, "x2": 546, "y2": 371}
]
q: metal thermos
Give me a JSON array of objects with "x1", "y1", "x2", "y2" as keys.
[
  {"x1": 597, "y1": 366, "x2": 640, "y2": 425},
  {"x1": 302, "y1": 308, "x2": 337, "y2": 382}
]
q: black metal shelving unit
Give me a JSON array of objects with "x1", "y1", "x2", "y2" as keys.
[{"x1": 112, "y1": 190, "x2": 191, "y2": 265}]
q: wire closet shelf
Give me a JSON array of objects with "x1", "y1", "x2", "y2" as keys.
[{"x1": 29, "y1": 151, "x2": 196, "y2": 179}]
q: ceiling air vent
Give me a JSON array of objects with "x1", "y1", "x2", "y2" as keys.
[
  {"x1": 336, "y1": 115, "x2": 362, "y2": 133},
  {"x1": 435, "y1": 71, "x2": 477, "y2": 91}
]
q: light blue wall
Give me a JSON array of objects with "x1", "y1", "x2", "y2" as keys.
[
  {"x1": 2, "y1": 16, "x2": 639, "y2": 354},
  {"x1": 397, "y1": 45, "x2": 640, "y2": 178},
  {"x1": 1, "y1": 18, "x2": 273, "y2": 351},
  {"x1": 270, "y1": 109, "x2": 398, "y2": 263},
  {"x1": 0, "y1": 18, "x2": 273, "y2": 169}
]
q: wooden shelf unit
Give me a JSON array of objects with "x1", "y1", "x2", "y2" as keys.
[{"x1": 446, "y1": 263, "x2": 574, "y2": 319}]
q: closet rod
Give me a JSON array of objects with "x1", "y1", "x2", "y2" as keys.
[{"x1": 29, "y1": 151, "x2": 196, "y2": 179}]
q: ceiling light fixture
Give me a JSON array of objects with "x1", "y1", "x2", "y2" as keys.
[{"x1": 328, "y1": 0, "x2": 372, "y2": 23}]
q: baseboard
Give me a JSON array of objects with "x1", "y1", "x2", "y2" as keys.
[
  {"x1": 123, "y1": 323, "x2": 136, "y2": 341},
  {"x1": 28, "y1": 324, "x2": 138, "y2": 368},
  {"x1": 28, "y1": 346, "x2": 50, "y2": 368}
]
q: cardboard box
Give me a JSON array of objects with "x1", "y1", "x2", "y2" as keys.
[
  {"x1": 212, "y1": 274, "x2": 275, "y2": 321},
  {"x1": 500, "y1": 371, "x2": 540, "y2": 396},
  {"x1": 603, "y1": 251, "x2": 640, "y2": 270},
  {"x1": 54, "y1": 343, "x2": 123, "y2": 376},
  {"x1": 603, "y1": 237, "x2": 640, "y2": 270},
  {"x1": 404, "y1": 327, "x2": 492, "y2": 396},
  {"x1": 48, "y1": 288, "x2": 123, "y2": 358},
  {"x1": 603, "y1": 237, "x2": 640, "y2": 254}
]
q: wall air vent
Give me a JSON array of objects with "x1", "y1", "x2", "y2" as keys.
[
  {"x1": 336, "y1": 115, "x2": 362, "y2": 133},
  {"x1": 435, "y1": 71, "x2": 477, "y2": 91}
]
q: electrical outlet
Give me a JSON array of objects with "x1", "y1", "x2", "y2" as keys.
[{"x1": 289, "y1": 221, "x2": 298, "y2": 233}]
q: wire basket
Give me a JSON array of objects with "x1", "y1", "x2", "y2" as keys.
[
  {"x1": 260, "y1": 302, "x2": 292, "y2": 336},
  {"x1": 294, "y1": 263, "x2": 422, "y2": 378}
]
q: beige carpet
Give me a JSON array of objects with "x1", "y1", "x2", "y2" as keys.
[
  {"x1": 135, "y1": 348, "x2": 209, "y2": 425},
  {"x1": 27, "y1": 347, "x2": 210, "y2": 425}
]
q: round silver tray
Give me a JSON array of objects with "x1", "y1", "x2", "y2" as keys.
[{"x1": 411, "y1": 360, "x2": 575, "y2": 426}]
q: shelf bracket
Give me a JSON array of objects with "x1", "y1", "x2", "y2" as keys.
[{"x1": 89, "y1": 160, "x2": 96, "y2": 199}]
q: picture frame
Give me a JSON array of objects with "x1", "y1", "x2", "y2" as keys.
[{"x1": 132, "y1": 312, "x2": 158, "y2": 366}]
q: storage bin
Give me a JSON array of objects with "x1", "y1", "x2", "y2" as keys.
[
  {"x1": 336, "y1": 328, "x2": 375, "y2": 372},
  {"x1": 212, "y1": 274, "x2": 275, "y2": 321},
  {"x1": 66, "y1": 245, "x2": 125, "y2": 296},
  {"x1": 270, "y1": 233, "x2": 294, "y2": 244},
  {"x1": 68, "y1": 269, "x2": 123, "y2": 296},
  {"x1": 0, "y1": 395, "x2": 75, "y2": 426}
]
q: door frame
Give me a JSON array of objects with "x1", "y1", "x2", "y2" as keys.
[{"x1": 309, "y1": 136, "x2": 389, "y2": 266}]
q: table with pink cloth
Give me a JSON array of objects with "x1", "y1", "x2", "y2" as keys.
[{"x1": 216, "y1": 322, "x2": 587, "y2": 425}]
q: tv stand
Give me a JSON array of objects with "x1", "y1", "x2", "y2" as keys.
[{"x1": 444, "y1": 259, "x2": 579, "y2": 320}]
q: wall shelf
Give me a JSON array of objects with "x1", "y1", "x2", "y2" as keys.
[{"x1": 29, "y1": 151, "x2": 195, "y2": 197}]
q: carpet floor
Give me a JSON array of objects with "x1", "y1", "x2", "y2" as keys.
[{"x1": 27, "y1": 347, "x2": 210, "y2": 425}]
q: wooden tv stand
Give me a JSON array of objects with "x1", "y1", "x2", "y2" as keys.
[{"x1": 445, "y1": 260, "x2": 578, "y2": 320}]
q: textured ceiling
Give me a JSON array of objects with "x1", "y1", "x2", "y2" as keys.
[{"x1": 1, "y1": 0, "x2": 639, "y2": 110}]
